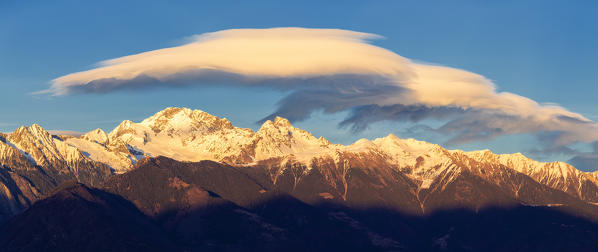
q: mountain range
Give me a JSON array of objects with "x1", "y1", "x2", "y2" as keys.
[{"x1": 2, "y1": 107, "x2": 598, "y2": 251}]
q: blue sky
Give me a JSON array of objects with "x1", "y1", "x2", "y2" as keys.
[{"x1": 1, "y1": 1, "x2": 598, "y2": 170}]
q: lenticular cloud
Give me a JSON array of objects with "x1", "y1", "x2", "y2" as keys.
[{"x1": 41, "y1": 27, "x2": 598, "y2": 147}]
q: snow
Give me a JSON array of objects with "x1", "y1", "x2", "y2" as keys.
[
  {"x1": 7, "y1": 107, "x2": 595, "y2": 201},
  {"x1": 461, "y1": 149, "x2": 591, "y2": 198},
  {"x1": 65, "y1": 138, "x2": 133, "y2": 173},
  {"x1": 82, "y1": 129, "x2": 109, "y2": 145},
  {"x1": 1, "y1": 124, "x2": 104, "y2": 171},
  {"x1": 107, "y1": 108, "x2": 256, "y2": 164},
  {"x1": 49, "y1": 108, "x2": 470, "y2": 190},
  {"x1": 420, "y1": 178, "x2": 434, "y2": 189},
  {"x1": 71, "y1": 108, "x2": 455, "y2": 176},
  {"x1": 253, "y1": 117, "x2": 338, "y2": 164},
  {"x1": 0, "y1": 139, "x2": 37, "y2": 166}
]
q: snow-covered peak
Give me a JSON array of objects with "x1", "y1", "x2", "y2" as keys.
[
  {"x1": 273, "y1": 116, "x2": 292, "y2": 127},
  {"x1": 370, "y1": 135, "x2": 448, "y2": 167},
  {"x1": 259, "y1": 117, "x2": 292, "y2": 131},
  {"x1": 36, "y1": 107, "x2": 598, "y2": 200},
  {"x1": 82, "y1": 129, "x2": 109, "y2": 145},
  {"x1": 346, "y1": 134, "x2": 455, "y2": 190},
  {"x1": 258, "y1": 117, "x2": 321, "y2": 143},
  {"x1": 139, "y1": 107, "x2": 233, "y2": 135},
  {"x1": 5, "y1": 124, "x2": 99, "y2": 169},
  {"x1": 108, "y1": 120, "x2": 139, "y2": 141},
  {"x1": 464, "y1": 150, "x2": 551, "y2": 173},
  {"x1": 144, "y1": 107, "x2": 199, "y2": 120},
  {"x1": 459, "y1": 148, "x2": 598, "y2": 200},
  {"x1": 346, "y1": 138, "x2": 376, "y2": 152},
  {"x1": 109, "y1": 120, "x2": 133, "y2": 134},
  {"x1": 28, "y1": 123, "x2": 47, "y2": 135},
  {"x1": 86, "y1": 107, "x2": 256, "y2": 165},
  {"x1": 255, "y1": 116, "x2": 335, "y2": 162},
  {"x1": 373, "y1": 134, "x2": 442, "y2": 155},
  {"x1": 10, "y1": 124, "x2": 53, "y2": 147}
]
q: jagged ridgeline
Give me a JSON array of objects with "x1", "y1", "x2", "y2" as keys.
[{"x1": 2, "y1": 107, "x2": 598, "y2": 251}]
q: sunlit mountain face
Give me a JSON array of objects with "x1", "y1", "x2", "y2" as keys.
[
  {"x1": 2, "y1": 107, "x2": 598, "y2": 251},
  {"x1": 3, "y1": 0, "x2": 598, "y2": 250}
]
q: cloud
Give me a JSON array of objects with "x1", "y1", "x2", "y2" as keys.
[
  {"x1": 47, "y1": 130, "x2": 83, "y2": 137},
  {"x1": 41, "y1": 27, "x2": 598, "y2": 149},
  {"x1": 569, "y1": 156, "x2": 598, "y2": 172},
  {"x1": 339, "y1": 104, "x2": 466, "y2": 133},
  {"x1": 566, "y1": 142, "x2": 598, "y2": 172},
  {"x1": 42, "y1": 28, "x2": 407, "y2": 95}
]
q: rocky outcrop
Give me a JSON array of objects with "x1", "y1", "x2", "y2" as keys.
[
  {"x1": 63, "y1": 107, "x2": 598, "y2": 206},
  {"x1": 5, "y1": 157, "x2": 595, "y2": 251},
  {"x1": 3, "y1": 106, "x2": 598, "y2": 228},
  {"x1": 0, "y1": 125, "x2": 112, "y2": 224}
]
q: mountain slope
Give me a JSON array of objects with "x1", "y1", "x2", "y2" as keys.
[
  {"x1": 100, "y1": 157, "x2": 378, "y2": 251},
  {"x1": 0, "y1": 181, "x2": 176, "y2": 252},
  {"x1": 0, "y1": 126, "x2": 112, "y2": 224},
  {"x1": 464, "y1": 150, "x2": 598, "y2": 202},
  {"x1": 2, "y1": 106, "x2": 598, "y2": 229},
  {"x1": 6, "y1": 157, "x2": 598, "y2": 251},
  {"x1": 5, "y1": 124, "x2": 111, "y2": 187},
  {"x1": 62, "y1": 107, "x2": 598, "y2": 206}
]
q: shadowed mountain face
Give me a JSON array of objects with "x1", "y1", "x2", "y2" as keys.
[
  {"x1": 100, "y1": 157, "x2": 377, "y2": 251},
  {"x1": 2, "y1": 108, "x2": 598, "y2": 250},
  {"x1": 3, "y1": 107, "x2": 598, "y2": 227},
  {"x1": 0, "y1": 181, "x2": 176, "y2": 252},
  {"x1": 101, "y1": 159, "x2": 297, "y2": 251},
  {"x1": 3, "y1": 156, "x2": 598, "y2": 251}
]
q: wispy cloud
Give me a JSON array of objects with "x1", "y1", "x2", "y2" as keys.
[
  {"x1": 40, "y1": 27, "x2": 598, "y2": 150},
  {"x1": 0, "y1": 123, "x2": 18, "y2": 127},
  {"x1": 47, "y1": 130, "x2": 83, "y2": 137}
]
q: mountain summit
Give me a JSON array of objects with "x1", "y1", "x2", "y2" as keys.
[
  {"x1": 62, "y1": 107, "x2": 598, "y2": 204},
  {"x1": 2, "y1": 107, "x2": 598, "y2": 251},
  {"x1": 2, "y1": 107, "x2": 598, "y2": 224}
]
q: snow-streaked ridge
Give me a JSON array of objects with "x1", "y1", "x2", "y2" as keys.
[
  {"x1": 7, "y1": 124, "x2": 86, "y2": 167},
  {"x1": 0, "y1": 124, "x2": 109, "y2": 176},
  {"x1": 461, "y1": 149, "x2": 598, "y2": 201},
  {"x1": 15, "y1": 107, "x2": 597, "y2": 202}
]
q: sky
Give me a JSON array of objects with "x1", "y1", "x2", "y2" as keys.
[{"x1": 1, "y1": 1, "x2": 598, "y2": 171}]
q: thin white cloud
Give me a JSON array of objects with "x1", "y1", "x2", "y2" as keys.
[
  {"x1": 47, "y1": 130, "x2": 83, "y2": 137},
  {"x1": 40, "y1": 27, "x2": 598, "y2": 147}
]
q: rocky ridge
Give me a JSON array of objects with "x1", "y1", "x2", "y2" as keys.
[
  {"x1": 65, "y1": 107, "x2": 598, "y2": 204},
  {"x1": 2, "y1": 107, "x2": 598, "y2": 224}
]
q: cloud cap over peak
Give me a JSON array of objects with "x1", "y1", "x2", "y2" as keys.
[
  {"x1": 47, "y1": 28, "x2": 409, "y2": 95},
  {"x1": 42, "y1": 27, "x2": 598, "y2": 149}
]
